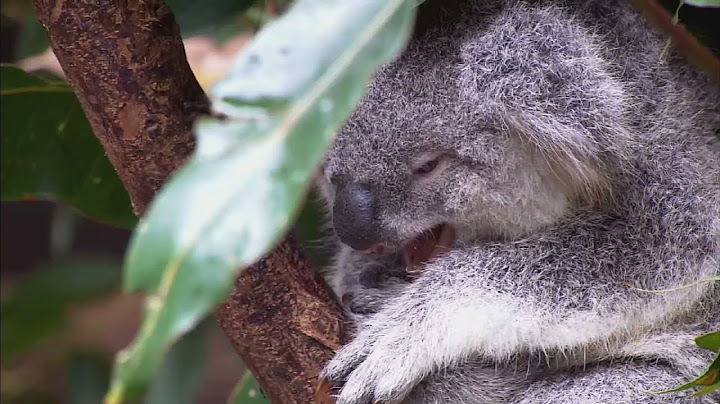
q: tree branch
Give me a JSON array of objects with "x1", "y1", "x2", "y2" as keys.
[
  {"x1": 633, "y1": 0, "x2": 720, "y2": 83},
  {"x1": 32, "y1": 0, "x2": 346, "y2": 402}
]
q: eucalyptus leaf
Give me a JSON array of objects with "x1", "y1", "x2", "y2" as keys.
[
  {"x1": 67, "y1": 352, "x2": 112, "y2": 404},
  {"x1": 105, "y1": 0, "x2": 416, "y2": 402},
  {"x1": 228, "y1": 372, "x2": 271, "y2": 404},
  {"x1": 651, "y1": 346, "x2": 719, "y2": 396},
  {"x1": 68, "y1": 325, "x2": 208, "y2": 404},
  {"x1": 17, "y1": 10, "x2": 49, "y2": 59},
  {"x1": 696, "y1": 331, "x2": 720, "y2": 353},
  {"x1": 143, "y1": 320, "x2": 208, "y2": 404},
  {"x1": 0, "y1": 65, "x2": 137, "y2": 229},
  {"x1": 684, "y1": 0, "x2": 720, "y2": 7},
  {"x1": 166, "y1": 0, "x2": 255, "y2": 39}
]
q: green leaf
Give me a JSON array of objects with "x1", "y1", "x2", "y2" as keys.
[
  {"x1": 684, "y1": 0, "x2": 720, "y2": 7},
  {"x1": 228, "y1": 372, "x2": 271, "y2": 404},
  {"x1": 692, "y1": 380, "x2": 720, "y2": 396},
  {"x1": 651, "y1": 348, "x2": 719, "y2": 396},
  {"x1": 143, "y1": 319, "x2": 208, "y2": 404},
  {"x1": 166, "y1": 0, "x2": 255, "y2": 39},
  {"x1": 106, "y1": 0, "x2": 415, "y2": 402},
  {"x1": 67, "y1": 352, "x2": 112, "y2": 404},
  {"x1": 16, "y1": 10, "x2": 50, "y2": 59},
  {"x1": 0, "y1": 65, "x2": 137, "y2": 229},
  {"x1": 67, "y1": 324, "x2": 208, "y2": 404},
  {"x1": 1, "y1": 256, "x2": 122, "y2": 362},
  {"x1": 293, "y1": 193, "x2": 329, "y2": 267},
  {"x1": 696, "y1": 331, "x2": 720, "y2": 353}
]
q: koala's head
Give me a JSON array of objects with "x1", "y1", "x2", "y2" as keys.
[{"x1": 318, "y1": 3, "x2": 633, "y2": 265}]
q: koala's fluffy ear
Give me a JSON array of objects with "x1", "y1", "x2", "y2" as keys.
[
  {"x1": 456, "y1": 3, "x2": 637, "y2": 205},
  {"x1": 504, "y1": 110, "x2": 625, "y2": 205}
]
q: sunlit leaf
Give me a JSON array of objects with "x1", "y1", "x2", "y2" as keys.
[
  {"x1": 0, "y1": 66, "x2": 137, "y2": 229},
  {"x1": 105, "y1": 1, "x2": 415, "y2": 402}
]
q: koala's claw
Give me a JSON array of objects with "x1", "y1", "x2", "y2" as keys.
[
  {"x1": 321, "y1": 335, "x2": 372, "y2": 383},
  {"x1": 321, "y1": 323, "x2": 422, "y2": 404}
]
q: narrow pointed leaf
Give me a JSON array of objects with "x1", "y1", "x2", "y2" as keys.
[
  {"x1": 0, "y1": 65, "x2": 136, "y2": 229},
  {"x1": 166, "y1": 0, "x2": 255, "y2": 38},
  {"x1": 651, "y1": 351, "x2": 719, "y2": 395},
  {"x1": 106, "y1": 0, "x2": 416, "y2": 402},
  {"x1": 142, "y1": 320, "x2": 208, "y2": 404},
  {"x1": 691, "y1": 381, "x2": 720, "y2": 396},
  {"x1": 684, "y1": 0, "x2": 720, "y2": 7},
  {"x1": 696, "y1": 331, "x2": 720, "y2": 353}
]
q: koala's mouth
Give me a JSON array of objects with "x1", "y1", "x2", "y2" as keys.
[
  {"x1": 398, "y1": 224, "x2": 456, "y2": 272},
  {"x1": 358, "y1": 224, "x2": 456, "y2": 271}
]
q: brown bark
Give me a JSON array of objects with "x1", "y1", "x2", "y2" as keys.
[
  {"x1": 33, "y1": 0, "x2": 205, "y2": 215},
  {"x1": 215, "y1": 238, "x2": 345, "y2": 404},
  {"x1": 33, "y1": 0, "x2": 346, "y2": 403},
  {"x1": 633, "y1": 0, "x2": 720, "y2": 83}
]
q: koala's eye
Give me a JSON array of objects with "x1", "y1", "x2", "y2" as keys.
[{"x1": 413, "y1": 157, "x2": 441, "y2": 176}]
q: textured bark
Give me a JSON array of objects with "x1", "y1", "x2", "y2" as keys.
[
  {"x1": 215, "y1": 239, "x2": 345, "y2": 404},
  {"x1": 33, "y1": 0, "x2": 346, "y2": 403},
  {"x1": 33, "y1": 0, "x2": 206, "y2": 215}
]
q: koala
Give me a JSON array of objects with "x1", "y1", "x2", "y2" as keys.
[{"x1": 316, "y1": 1, "x2": 720, "y2": 403}]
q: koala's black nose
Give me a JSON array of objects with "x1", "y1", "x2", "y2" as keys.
[{"x1": 332, "y1": 182, "x2": 381, "y2": 251}]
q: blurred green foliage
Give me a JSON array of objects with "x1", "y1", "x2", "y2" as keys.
[
  {"x1": 0, "y1": 66, "x2": 137, "y2": 228},
  {"x1": 2, "y1": 0, "x2": 717, "y2": 403},
  {"x1": 106, "y1": 1, "x2": 414, "y2": 401},
  {"x1": 229, "y1": 372, "x2": 271, "y2": 404},
  {"x1": 1, "y1": 0, "x2": 343, "y2": 402},
  {"x1": 1, "y1": 256, "x2": 122, "y2": 362}
]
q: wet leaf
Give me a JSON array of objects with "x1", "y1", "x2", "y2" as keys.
[
  {"x1": 105, "y1": 1, "x2": 415, "y2": 402},
  {"x1": 0, "y1": 65, "x2": 136, "y2": 229}
]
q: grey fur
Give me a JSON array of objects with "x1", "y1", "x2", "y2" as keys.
[{"x1": 317, "y1": 1, "x2": 720, "y2": 403}]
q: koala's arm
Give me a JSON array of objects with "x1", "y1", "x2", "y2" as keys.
[
  {"x1": 384, "y1": 214, "x2": 714, "y2": 360},
  {"x1": 323, "y1": 205, "x2": 719, "y2": 403}
]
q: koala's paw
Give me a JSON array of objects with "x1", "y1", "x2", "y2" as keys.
[{"x1": 321, "y1": 318, "x2": 426, "y2": 404}]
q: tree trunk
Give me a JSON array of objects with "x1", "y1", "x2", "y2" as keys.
[{"x1": 32, "y1": 1, "x2": 346, "y2": 403}]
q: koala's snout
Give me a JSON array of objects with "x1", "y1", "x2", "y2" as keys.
[{"x1": 332, "y1": 182, "x2": 385, "y2": 252}]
